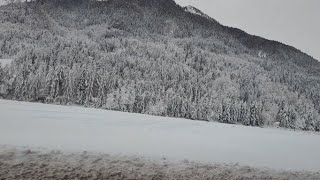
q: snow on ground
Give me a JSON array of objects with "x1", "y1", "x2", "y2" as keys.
[
  {"x1": 0, "y1": 59, "x2": 13, "y2": 67},
  {"x1": 0, "y1": 99, "x2": 320, "y2": 172}
]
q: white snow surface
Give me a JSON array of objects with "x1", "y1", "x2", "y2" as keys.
[
  {"x1": 184, "y1": 5, "x2": 211, "y2": 20},
  {"x1": 184, "y1": 5, "x2": 202, "y2": 16},
  {"x1": 0, "y1": 59, "x2": 13, "y2": 66},
  {"x1": 0, "y1": 99, "x2": 320, "y2": 171}
]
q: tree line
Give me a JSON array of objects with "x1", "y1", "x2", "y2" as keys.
[{"x1": 0, "y1": 0, "x2": 320, "y2": 131}]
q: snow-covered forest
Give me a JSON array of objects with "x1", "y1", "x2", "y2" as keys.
[{"x1": 0, "y1": 0, "x2": 320, "y2": 131}]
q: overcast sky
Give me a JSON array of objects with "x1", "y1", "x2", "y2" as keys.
[{"x1": 176, "y1": 0, "x2": 320, "y2": 61}]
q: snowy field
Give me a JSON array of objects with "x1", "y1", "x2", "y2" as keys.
[
  {"x1": 0, "y1": 59, "x2": 13, "y2": 67},
  {"x1": 0, "y1": 99, "x2": 320, "y2": 172}
]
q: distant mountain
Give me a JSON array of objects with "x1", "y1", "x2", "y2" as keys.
[{"x1": 0, "y1": 0, "x2": 320, "y2": 131}]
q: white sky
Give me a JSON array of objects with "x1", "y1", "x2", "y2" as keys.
[{"x1": 176, "y1": 0, "x2": 320, "y2": 61}]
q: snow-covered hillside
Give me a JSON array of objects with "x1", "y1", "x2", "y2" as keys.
[
  {"x1": 0, "y1": 99, "x2": 320, "y2": 171},
  {"x1": 184, "y1": 5, "x2": 212, "y2": 20}
]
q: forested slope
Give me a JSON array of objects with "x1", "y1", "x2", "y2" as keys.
[{"x1": 0, "y1": 0, "x2": 320, "y2": 131}]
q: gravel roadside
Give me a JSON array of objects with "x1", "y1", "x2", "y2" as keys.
[{"x1": 1, "y1": 146, "x2": 320, "y2": 180}]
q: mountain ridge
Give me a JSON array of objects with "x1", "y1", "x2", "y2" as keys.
[
  {"x1": 1, "y1": 0, "x2": 319, "y2": 65},
  {"x1": 181, "y1": 3, "x2": 319, "y2": 67},
  {"x1": 183, "y1": 5, "x2": 212, "y2": 20}
]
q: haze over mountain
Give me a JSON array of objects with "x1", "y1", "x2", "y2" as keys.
[{"x1": 0, "y1": 0, "x2": 320, "y2": 131}]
